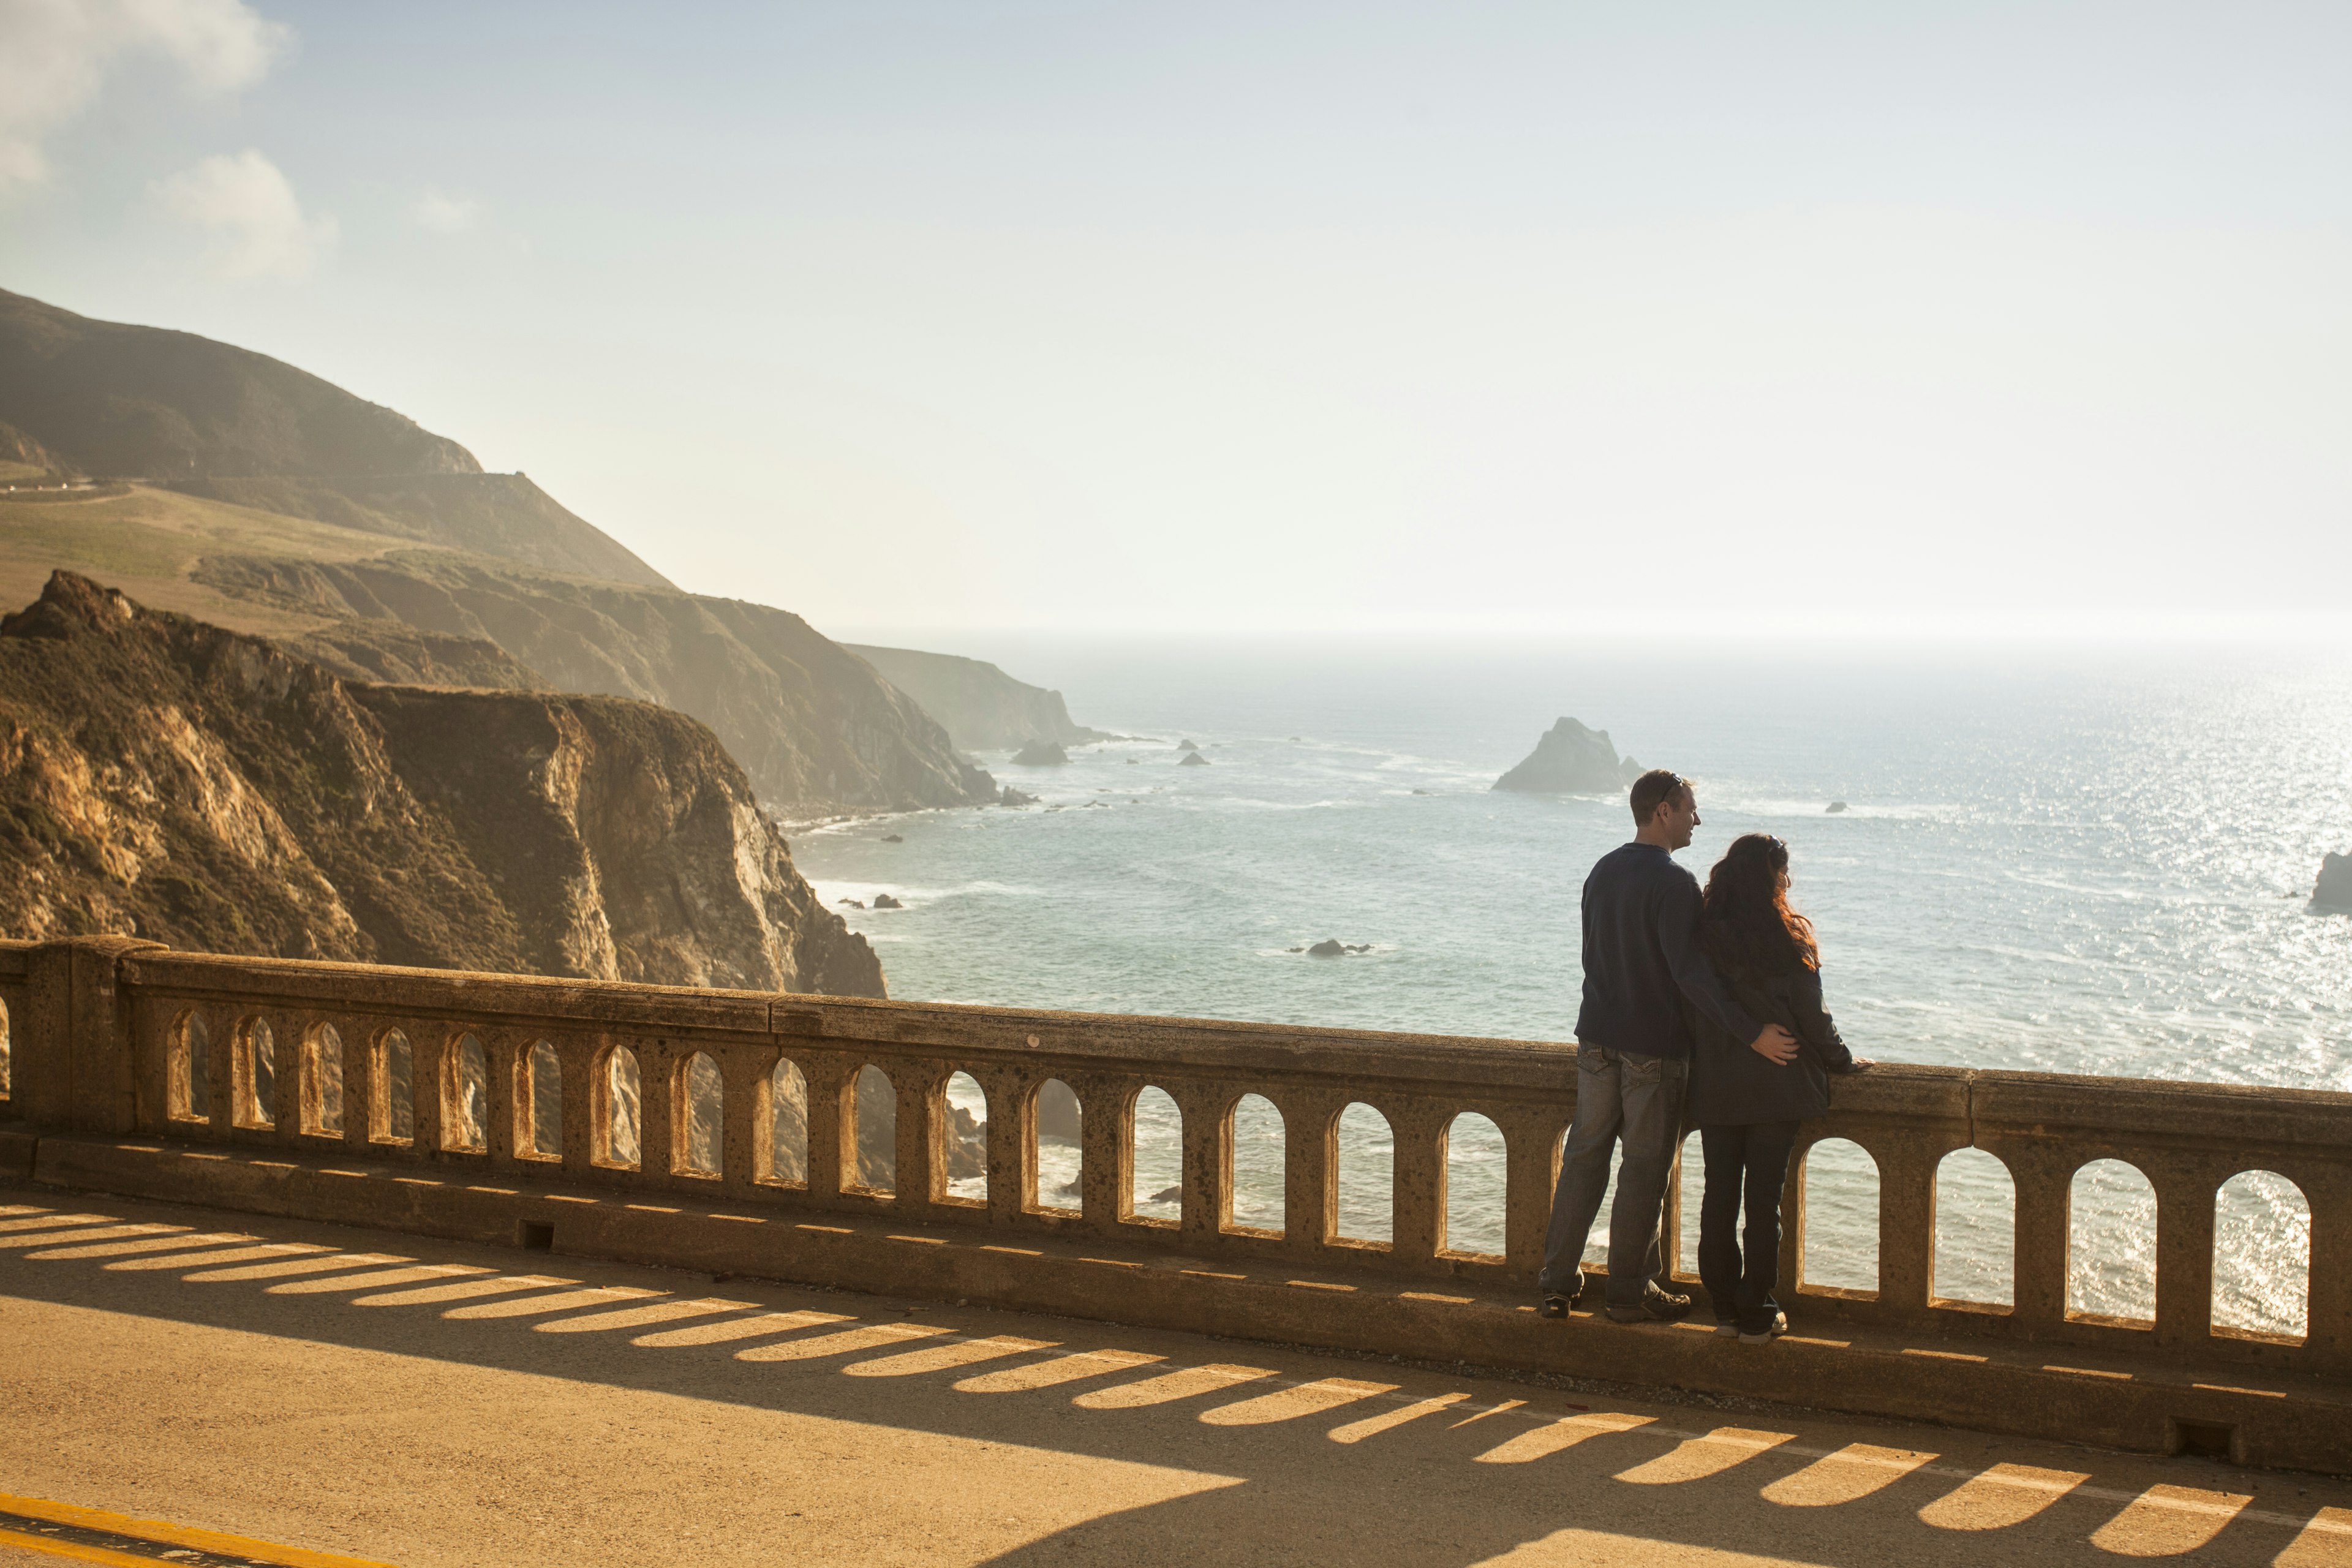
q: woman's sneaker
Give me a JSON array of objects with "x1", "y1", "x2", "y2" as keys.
[
  {"x1": 1737, "y1": 1310, "x2": 1791, "y2": 1344},
  {"x1": 1713, "y1": 1319, "x2": 1739, "y2": 1337}
]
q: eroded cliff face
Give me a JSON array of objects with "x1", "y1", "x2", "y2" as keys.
[
  {"x1": 196, "y1": 552, "x2": 998, "y2": 818},
  {"x1": 0, "y1": 572, "x2": 882, "y2": 996}
]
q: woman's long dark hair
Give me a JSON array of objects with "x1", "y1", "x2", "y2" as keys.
[{"x1": 1701, "y1": 833, "x2": 1819, "y2": 976}]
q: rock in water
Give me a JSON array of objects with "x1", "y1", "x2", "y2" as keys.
[
  {"x1": 1492, "y1": 717, "x2": 1636, "y2": 794},
  {"x1": 1826, "y1": 801, "x2": 1849, "y2": 814},
  {"x1": 1306, "y1": 939, "x2": 1348, "y2": 957},
  {"x1": 1011, "y1": 738, "x2": 1069, "y2": 766},
  {"x1": 871, "y1": 893, "x2": 904, "y2": 910},
  {"x1": 881, "y1": 832, "x2": 904, "y2": 842},
  {"x1": 1178, "y1": 752, "x2": 1210, "y2": 767},
  {"x1": 999, "y1": 784, "x2": 1038, "y2": 806},
  {"x1": 839, "y1": 898, "x2": 865, "y2": 909},
  {"x1": 1150, "y1": 1186, "x2": 1181, "y2": 1203},
  {"x1": 2314, "y1": 852, "x2": 2352, "y2": 912},
  {"x1": 1178, "y1": 739, "x2": 1199, "y2": 752}
]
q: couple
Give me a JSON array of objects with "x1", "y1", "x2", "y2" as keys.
[{"x1": 1536, "y1": 769, "x2": 1870, "y2": 1342}]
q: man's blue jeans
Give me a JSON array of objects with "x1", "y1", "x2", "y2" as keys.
[{"x1": 1538, "y1": 1044, "x2": 1689, "y2": 1305}]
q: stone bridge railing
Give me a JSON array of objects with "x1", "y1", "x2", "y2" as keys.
[{"x1": 1, "y1": 937, "x2": 2345, "y2": 1379}]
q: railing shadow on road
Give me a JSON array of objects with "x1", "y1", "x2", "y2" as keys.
[{"x1": 3, "y1": 1200, "x2": 2342, "y2": 1568}]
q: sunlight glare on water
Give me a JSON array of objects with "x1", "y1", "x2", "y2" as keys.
[{"x1": 799, "y1": 638, "x2": 2350, "y2": 1332}]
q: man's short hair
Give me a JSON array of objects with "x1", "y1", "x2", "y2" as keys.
[{"x1": 1629, "y1": 769, "x2": 1691, "y2": 825}]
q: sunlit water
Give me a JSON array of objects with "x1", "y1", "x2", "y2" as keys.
[{"x1": 796, "y1": 638, "x2": 2351, "y2": 1335}]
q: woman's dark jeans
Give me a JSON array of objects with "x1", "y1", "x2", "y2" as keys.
[{"x1": 1697, "y1": 1120, "x2": 1801, "y2": 1333}]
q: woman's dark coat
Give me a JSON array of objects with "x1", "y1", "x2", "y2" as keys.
[{"x1": 1685, "y1": 963, "x2": 1858, "y2": 1126}]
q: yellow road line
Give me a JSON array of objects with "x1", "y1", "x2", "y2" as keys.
[
  {"x1": 0, "y1": 1523, "x2": 159, "y2": 1567},
  {"x1": 0, "y1": 1494, "x2": 396, "y2": 1568}
]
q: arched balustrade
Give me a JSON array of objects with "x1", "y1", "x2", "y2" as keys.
[{"x1": 69, "y1": 946, "x2": 2350, "y2": 1384}]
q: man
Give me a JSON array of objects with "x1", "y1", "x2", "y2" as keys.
[{"x1": 1538, "y1": 769, "x2": 1797, "y2": 1322}]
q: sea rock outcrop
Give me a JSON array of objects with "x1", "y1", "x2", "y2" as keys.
[
  {"x1": 1179, "y1": 752, "x2": 1210, "y2": 767},
  {"x1": 0, "y1": 573, "x2": 882, "y2": 995},
  {"x1": 2315, "y1": 853, "x2": 2352, "y2": 913},
  {"x1": 1011, "y1": 739, "x2": 1069, "y2": 766},
  {"x1": 1492, "y1": 717, "x2": 1643, "y2": 794}
]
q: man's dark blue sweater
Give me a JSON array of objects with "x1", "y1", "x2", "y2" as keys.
[{"x1": 1574, "y1": 842, "x2": 1760, "y2": 1062}]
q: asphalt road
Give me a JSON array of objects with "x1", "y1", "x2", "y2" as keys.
[{"x1": 2, "y1": 1188, "x2": 2346, "y2": 1567}]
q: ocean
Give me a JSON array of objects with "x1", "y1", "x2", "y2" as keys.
[{"x1": 794, "y1": 636, "x2": 2351, "y2": 1336}]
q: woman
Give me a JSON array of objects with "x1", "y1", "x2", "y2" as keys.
[{"x1": 1685, "y1": 833, "x2": 1870, "y2": 1344}]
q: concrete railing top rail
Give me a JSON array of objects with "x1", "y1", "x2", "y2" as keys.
[{"x1": 1, "y1": 937, "x2": 2345, "y2": 1380}]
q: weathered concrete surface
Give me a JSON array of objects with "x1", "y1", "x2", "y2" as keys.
[
  {"x1": 28, "y1": 1133, "x2": 2350, "y2": 1474},
  {"x1": 4, "y1": 1188, "x2": 2349, "y2": 1567}
]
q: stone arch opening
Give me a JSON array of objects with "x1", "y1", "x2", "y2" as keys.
[
  {"x1": 1933, "y1": 1148, "x2": 2016, "y2": 1308},
  {"x1": 1441, "y1": 1112, "x2": 1506, "y2": 1258},
  {"x1": 1030, "y1": 1077, "x2": 1082, "y2": 1215},
  {"x1": 2213, "y1": 1169, "x2": 2310, "y2": 1341},
  {"x1": 1800, "y1": 1137, "x2": 1880, "y2": 1295},
  {"x1": 676, "y1": 1051, "x2": 725, "y2": 1177},
  {"x1": 596, "y1": 1045, "x2": 643, "y2": 1169},
  {"x1": 2068, "y1": 1158, "x2": 2157, "y2": 1322},
  {"x1": 941, "y1": 1070, "x2": 989, "y2": 1205},
  {"x1": 233, "y1": 1017, "x2": 276, "y2": 1129},
  {"x1": 170, "y1": 1009, "x2": 211, "y2": 1123},
  {"x1": 442, "y1": 1033, "x2": 488, "y2": 1152},
  {"x1": 849, "y1": 1064, "x2": 897, "y2": 1196},
  {"x1": 1333, "y1": 1101, "x2": 1393, "y2": 1246},
  {"x1": 521, "y1": 1041, "x2": 562, "y2": 1160},
  {"x1": 372, "y1": 1028, "x2": 413, "y2": 1144},
  {"x1": 1224, "y1": 1093, "x2": 1286, "y2": 1235},
  {"x1": 763, "y1": 1057, "x2": 808, "y2": 1186},
  {"x1": 300, "y1": 1023, "x2": 344, "y2": 1136},
  {"x1": 1128, "y1": 1085, "x2": 1182, "y2": 1224}
]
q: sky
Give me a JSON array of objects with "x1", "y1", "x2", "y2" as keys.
[{"x1": 2, "y1": 1, "x2": 2348, "y2": 638}]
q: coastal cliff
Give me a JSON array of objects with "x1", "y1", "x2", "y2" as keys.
[
  {"x1": 197, "y1": 553, "x2": 998, "y2": 817},
  {"x1": 845, "y1": 644, "x2": 1110, "y2": 752},
  {"x1": 0, "y1": 573, "x2": 881, "y2": 995}
]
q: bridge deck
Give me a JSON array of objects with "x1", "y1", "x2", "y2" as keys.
[{"x1": 4, "y1": 1186, "x2": 2348, "y2": 1567}]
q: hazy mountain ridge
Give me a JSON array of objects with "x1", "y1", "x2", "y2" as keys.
[
  {"x1": 197, "y1": 552, "x2": 999, "y2": 816},
  {"x1": 0, "y1": 287, "x2": 670, "y2": 587},
  {"x1": 0, "y1": 571, "x2": 883, "y2": 995},
  {"x1": 845, "y1": 644, "x2": 1112, "y2": 752}
]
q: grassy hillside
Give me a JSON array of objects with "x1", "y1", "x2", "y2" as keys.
[{"x1": 0, "y1": 287, "x2": 671, "y2": 587}]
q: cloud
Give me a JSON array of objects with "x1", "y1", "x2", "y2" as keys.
[
  {"x1": 154, "y1": 148, "x2": 335, "y2": 278},
  {"x1": 0, "y1": 0, "x2": 292, "y2": 193},
  {"x1": 409, "y1": 187, "x2": 483, "y2": 233}
]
